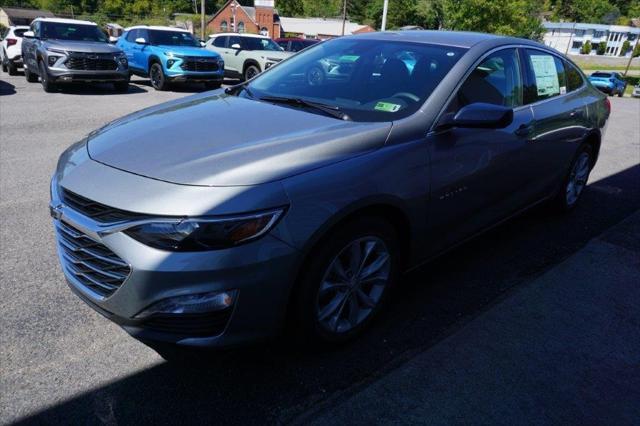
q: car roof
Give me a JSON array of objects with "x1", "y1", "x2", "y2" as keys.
[
  {"x1": 10, "y1": 26, "x2": 30, "y2": 30},
  {"x1": 210, "y1": 32, "x2": 270, "y2": 39},
  {"x1": 275, "y1": 37, "x2": 317, "y2": 41},
  {"x1": 125, "y1": 25, "x2": 191, "y2": 33},
  {"x1": 349, "y1": 30, "x2": 529, "y2": 49},
  {"x1": 33, "y1": 17, "x2": 97, "y2": 26}
]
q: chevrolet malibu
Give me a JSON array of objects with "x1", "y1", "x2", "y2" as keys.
[{"x1": 50, "y1": 31, "x2": 609, "y2": 358}]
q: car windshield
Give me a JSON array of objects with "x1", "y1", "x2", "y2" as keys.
[
  {"x1": 241, "y1": 37, "x2": 282, "y2": 51},
  {"x1": 148, "y1": 30, "x2": 199, "y2": 47},
  {"x1": 41, "y1": 22, "x2": 107, "y2": 42},
  {"x1": 591, "y1": 72, "x2": 613, "y2": 78},
  {"x1": 246, "y1": 38, "x2": 466, "y2": 122}
]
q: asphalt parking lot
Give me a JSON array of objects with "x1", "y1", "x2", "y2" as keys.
[{"x1": 1, "y1": 73, "x2": 639, "y2": 425}]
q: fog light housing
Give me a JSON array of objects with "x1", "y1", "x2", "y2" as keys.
[
  {"x1": 48, "y1": 56, "x2": 60, "y2": 66},
  {"x1": 167, "y1": 59, "x2": 176, "y2": 68},
  {"x1": 134, "y1": 290, "x2": 237, "y2": 319}
]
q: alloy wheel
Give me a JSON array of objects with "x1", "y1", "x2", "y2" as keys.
[
  {"x1": 316, "y1": 236, "x2": 391, "y2": 334},
  {"x1": 566, "y1": 152, "x2": 590, "y2": 206}
]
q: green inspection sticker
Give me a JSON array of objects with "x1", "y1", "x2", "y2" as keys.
[{"x1": 374, "y1": 102, "x2": 401, "y2": 112}]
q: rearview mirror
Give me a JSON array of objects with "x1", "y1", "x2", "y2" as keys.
[
  {"x1": 231, "y1": 43, "x2": 241, "y2": 50},
  {"x1": 135, "y1": 37, "x2": 147, "y2": 45},
  {"x1": 23, "y1": 31, "x2": 35, "y2": 39},
  {"x1": 445, "y1": 103, "x2": 513, "y2": 129}
]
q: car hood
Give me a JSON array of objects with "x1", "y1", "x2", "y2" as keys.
[
  {"x1": 87, "y1": 92, "x2": 392, "y2": 186},
  {"x1": 44, "y1": 39, "x2": 122, "y2": 54},
  {"x1": 157, "y1": 45, "x2": 220, "y2": 57},
  {"x1": 257, "y1": 50, "x2": 293, "y2": 60}
]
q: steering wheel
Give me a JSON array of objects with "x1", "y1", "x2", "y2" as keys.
[{"x1": 391, "y1": 92, "x2": 420, "y2": 102}]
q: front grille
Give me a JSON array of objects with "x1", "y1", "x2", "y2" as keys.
[
  {"x1": 180, "y1": 57, "x2": 220, "y2": 72},
  {"x1": 65, "y1": 53, "x2": 118, "y2": 71},
  {"x1": 61, "y1": 188, "x2": 146, "y2": 223},
  {"x1": 55, "y1": 220, "x2": 130, "y2": 298},
  {"x1": 143, "y1": 310, "x2": 232, "y2": 337}
]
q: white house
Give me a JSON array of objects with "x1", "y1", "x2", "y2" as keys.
[{"x1": 542, "y1": 21, "x2": 640, "y2": 56}]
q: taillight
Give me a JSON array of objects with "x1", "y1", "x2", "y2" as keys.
[
  {"x1": 6, "y1": 38, "x2": 17, "y2": 47},
  {"x1": 604, "y1": 97, "x2": 611, "y2": 115}
]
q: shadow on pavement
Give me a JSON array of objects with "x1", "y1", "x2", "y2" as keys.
[
  {"x1": 15, "y1": 164, "x2": 640, "y2": 425},
  {"x1": 52, "y1": 82, "x2": 149, "y2": 95},
  {"x1": 0, "y1": 79, "x2": 16, "y2": 95}
]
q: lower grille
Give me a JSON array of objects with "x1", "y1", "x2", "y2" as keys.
[
  {"x1": 65, "y1": 54, "x2": 118, "y2": 71},
  {"x1": 143, "y1": 310, "x2": 232, "y2": 337},
  {"x1": 181, "y1": 58, "x2": 220, "y2": 72},
  {"x1": 55, "y1": 220, "x2": 130, "y2": 298}
]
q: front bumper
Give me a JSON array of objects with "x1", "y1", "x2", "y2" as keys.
[
  {"x1": 50, "y1": 178, "x2": 300, "y2": 348},
  {"x1": 49, "y1": 70, "x2": 130, "y2": 83}
]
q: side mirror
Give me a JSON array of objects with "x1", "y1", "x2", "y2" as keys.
[
  {"x1": 231, "y1": 43, "x2": 241, "y2": 50},
  {"x1": 23, "y1": 31, "x2": 35, "y2": 39},
  {"x1": 109, "y1": 36, "x2": 119, "y2": 44},
  {"x1": 135, "y1": 37, "x2": 147, "y2": 45},
  {"x1": 443, "y1": 103, "x2": 513, "y2": 129}
]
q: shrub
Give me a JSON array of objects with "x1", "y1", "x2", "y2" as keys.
[
  {"x1": 596, "y1": 41, "x2": 607, "y2": 55},
  {"x1": 620, "y1": 40, "x2": 631, "y2": 56},
  {"x1": 634, "y1": 43, "x2": 640, "y2": 58},
  {"x1": 580, "y1": 40, "x2": 592, "y2": 55}
]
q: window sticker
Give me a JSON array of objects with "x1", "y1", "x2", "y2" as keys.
[
  {"x1": 374, "y1": 102, "x2": 401, "y2": 112},
  {"x1": 560, "y1": 86, "x2": 567, "y2": 95},
  {"x1": 530, "y1": 54, "x2": 560, "y2": 97}
]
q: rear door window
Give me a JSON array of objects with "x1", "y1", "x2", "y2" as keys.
[
  {"x1": 523, "y1": 49, "x2": 567, "y2": 103},
  {"x1": 213, "y1": 36, "x2": 227, "y2": 48},
  {"x1": 564, "y1": 61, "x2": 584, "y2": 92}
]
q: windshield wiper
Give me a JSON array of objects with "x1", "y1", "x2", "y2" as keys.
[
  {"x1": 259, "y1": 96, "x2": 351, "y2": 121},
  {"x1": 224, "y1": 81, "x2": 255, "y2": 99}
]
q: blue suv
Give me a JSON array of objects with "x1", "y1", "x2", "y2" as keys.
[
  {"x1": 588, "y1": 71, "x2": 627, "y2": 97},
  {"x1": 117, "y1": 26, "x2": 224, "y2": 91}
]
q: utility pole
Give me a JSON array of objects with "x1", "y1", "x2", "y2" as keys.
[
  {"x1": 623, "y1": 39, "x2": 638, "y2": 76},
  {"x1": 564, "y1": 22, "x2": 576, "y2": 56},
  {"x1": 201, "y1": 0, "x2": 205, "y2": 40},
  {"x1": 341, "y1": 0, "x2": 347, "y2": 36},
  {"x1": 381, "y1": 0, "x2": 389, "y2": 31}
]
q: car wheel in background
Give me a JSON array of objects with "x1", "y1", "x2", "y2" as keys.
[
  {"x1": 306, "y1": 65, "x2": 325, "y2": 86},
  {"x1": 243, "y1": 64, "x2": 260, "y2": 81},
  {"x1": 24, "y1": 64, "x2": 38, "y2": 82},
  {"x1": 113, "y1": 80, "x2": 130, "y2": 93},
  {"x1": 204, "y1": 81, "x2": 222, "y2": 90},
  {"x1": 292, "y1": 216, "x2": 401, "y2": 344},
  {"x1": 618, "y1": 87, "x2": 625, "y2": 97},
  {"x1": 150, "y1": 62, "x2": 169, "y2": 91},
  {"x1": 7, "y1": 60, "x2": 17, "y2": 75},
  {"x1": 38, "y1": 61, "x2": 56, "y2": 92},
  {"x1": 555, "y1": 144, "x2": 593, "y2": 212},
  {"x1": 1, "y1": 54, "x2": 7, "y2": 73}
]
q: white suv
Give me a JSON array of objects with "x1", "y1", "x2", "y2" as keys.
[
  {"x1": 205, "y1": 33, "x2": 292, "y2": 81},
  {"x1": 1, "y1": 26, "x2": 29, "y2": 75}
]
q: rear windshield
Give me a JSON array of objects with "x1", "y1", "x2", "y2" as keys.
[
  {"x1": 41, "y1": 22, "x2": 107, "y2": 43},
  {"x1": 148, "y1": 30, "x2": 199, "y2": 47},
  {"x1": 591, "y1": 72, "x2": 613, "y2": 78},
  {"x1": 14, "y1": 29, "x2": 28, "y2": 38}
]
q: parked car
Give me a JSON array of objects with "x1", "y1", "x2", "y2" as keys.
[
  {"x1": 117, "y1": 26, "x2": 224, "y2": 91},
  {"x1": 632, "y1": 84, "x2": 640, "y2": 98},
  {"x1": 205, "y1": 32, "x2": 292, "y2": 80},
  {"x1": 21, "y1": 18, "x2": 129, "y2": 93},
  {"x1": 51, "y1": 31, "x2": 609, "y2": 359},
  {"x1": 1, "y1": 25, "x2": 29, "y2": 75},
  {"x1": 275, "y1": 37, "x2": 320, "y2": 52},
  {"x1": 588, "y1": 71, "x2": 626, "y2": 97}
]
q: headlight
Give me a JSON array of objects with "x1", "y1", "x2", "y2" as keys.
[
  {"x1": 164, "y1": 51, "x2": 183, "y2": 58},
  {"x1": 117, "y1": 53, "x2": 128, "y2": 65},
  {"x1": 124, "y1": 208, "x2": 285, "y2": 251}
]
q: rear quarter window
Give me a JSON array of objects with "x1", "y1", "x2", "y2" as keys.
[{"x1": 565, "y1": 62, "x2": 584, "y2": 92}]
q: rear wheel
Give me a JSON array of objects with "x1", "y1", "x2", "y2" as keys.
[
  {"x1": 204, "y1": 81, "x2": 222, "y2": 90},
  {"x1": 292, "y1": 216, "x2": 400, "y2": 343},
  {"x1": 618, "y1": 86, "x2": 625, "y2": 97},
  {"x1": 24, "y1": 64, "x2": 38, "y2": 82},
  {"x1": 7, "y1": 60, "x2": 17, "y2": 75},
  {"x1": 1, "y1": 54, "x2": 7, "y2": 72},
  {"x1": 38, "y1": 61, "x2": 56, "y2": 92},
  {"x1": 555, "y1": 144, "x2": 593, "y2": 212},
  {"x1": 149, "y1": 62, "x2": 169, "y2": 91},
  {"x1": 243, "y1": 64, "x2": 260, "y2": 81}
]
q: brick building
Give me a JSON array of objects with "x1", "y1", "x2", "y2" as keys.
[{"x1": 206, "y1": 0, "x2": 281, "y2": 38}]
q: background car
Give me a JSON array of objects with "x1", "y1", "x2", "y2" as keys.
[
  {"x1": 205, "y1": 32, "x2": 292, "y2": 80},
  {"x1": 632, "y1": 84, "x2": 640, "y2": 98},
  {"x1": 117, "y1": 26, "x2": 224, "y2": 91},
  {"x1": 1, "y1": 25, "x2": 30, "y2": 75},
  {"x1": 21, "y1": 18, "x2": 130, "y2": 93},
  {"x1": 588, "y1": 71, "x2": 627, "y2": 97},
  {"x1": 275, "y1": 37, "x2": 320, "y2": 53}
]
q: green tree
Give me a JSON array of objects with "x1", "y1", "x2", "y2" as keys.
[
  {"x1": 550, "y1": 0, "x2": 620, "y2": 23},
  {"x1": 277, "y1": 0, "x2": 305, "y2": 17},
  {"x1": 581, "y1": 40, "x2": 592, "y2": 54},
  {"x1": 633, "y1": 43, "x2": 640, "y2": 57},
  {"x1": 442, "y1": 0, "x2": 544, "y2": 39},
  {"x1": 620, "y1": 39, "x2": 631, "y2": 55},
  {"x1": 596, "y1": 41, "x2": 607, "y2": 54},
  {"x1": 302, "y1": 0, "x2": 341, "y2": 18}
]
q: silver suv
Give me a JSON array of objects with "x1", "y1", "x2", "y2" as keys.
[{"x1": 205, "y1": 32, "x2": 292, "y2": 80}]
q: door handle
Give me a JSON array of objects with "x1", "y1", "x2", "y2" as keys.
[
  {"x1": 515, "y1": 123, "x2": 532, "y2": 137},
  {"x1": 569, "y1": 109, "x2": 584, "y2": 118}
]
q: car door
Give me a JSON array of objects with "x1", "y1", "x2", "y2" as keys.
[
  {"x1": 24, "y1": 21, "x2": 40, "y2": 71},
  {"x1": 209, "y1": 36, "x2": 235, "y2": 75},
  {"x1": 132, "y1": 28, "x2": 149, "y2": 73},
  {"x1": 520, "y1": 48, "x2": 590, "y2": 200},
  {"x1": 119, "y1": 29, "x2": 137, "y2": 69},
  {"x1": 426, "y1": 47, "x2": 536, "y2": 252}
]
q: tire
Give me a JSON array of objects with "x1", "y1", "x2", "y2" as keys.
[
  {"x1": 39, "y1": 61, "x2": 56, "y2": 92},
  {"x1": 554, "y1": 144, "x2": 594, "y2": 212},
  {"x1": 7, "y1": 61, "x2": 17, "y2": 76},
  {"x1": 618, "y1": 87, "x2": 625, "y2": 97},
  {"x1": 204, "y1": 81, "x2": 222, "y2": 90},
  {"x1": 24, "y1": 64, "x2": 38, "y2": 82},
  {"x1": 113, "y1": 80, "x2": 130, "y2": 93},
  {"x1": 1, "y1": 54, "x2": 7, "y2": 73},
  {"x1": 149, "y1": 62, "x2": 169, "y2": 91},
  {"x1": 243, "y1": 64, "x2": 260, "y2": 81},
  {"x1": 291, "y1": 216, "x2": 401, "y2": 344}
]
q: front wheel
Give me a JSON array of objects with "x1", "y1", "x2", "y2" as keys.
[
  {"x1": 618, "y1": 87, "x2": 625, "y2": 97},
  {"x1": 24, "y1": 64, "x2": 38, "y2": 82},
  {"x1": 204, "y1": 81, "x2": 222, "y2": 90},
  {"x1": 149, "y1": 63, "x2": 169, "y2": 91},
  {"x1": 38, "y1": 61, "x2": 56, "y2": 92},
  {"x1": 243, "y1": 64, "x2": 260, "y2": 81},
  {"x1": 555, "y1": 144, "x2": 593, "y2": 212},
  {"x1": 292, "y1": 216, "x2": 400, "y2": 343}
]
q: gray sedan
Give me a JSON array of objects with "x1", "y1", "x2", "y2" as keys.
[{"x1": 50, "y1": 31, "x2": 609, "y2": 358}]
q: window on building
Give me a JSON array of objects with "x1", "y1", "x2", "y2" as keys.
[
  {"x1": 260, "y1": 26, "x2": 269, "y2": 36},
  {"x1": 575, "y1": 29, "x2": 585, "y2": 37},
  {"x1": 523, "y1": 49, "x2": 566, "y2": 103},
  {"x1": 237, "y1": 21, "x2": 245, "y2": 33},
  {"x1": 628, "y1": 34, "x2": 637, "y2": 41},
  {"x1": 220, "y1": 20, "x2": 228, "y2": 32},
  {"x1": 572, "y1": 41, "x2": 583, "y2": 49}
]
